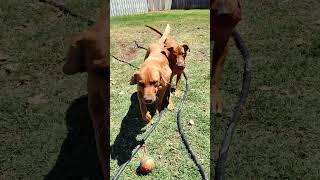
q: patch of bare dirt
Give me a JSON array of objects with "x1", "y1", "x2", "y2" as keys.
[{"x1": 118, "y1": 42, "x2": 138, "y2": 61}]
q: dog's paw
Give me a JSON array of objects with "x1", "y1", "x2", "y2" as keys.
[
  {"x1": 167, "y1": 102, "x2": 174, "y2": 111},
  {"x1": 212, "y1": 98, "x2": 223, "y2": 114},
  {"x1": 174, "y1": 90, "x2": 180, "y2": 97},
  {"x1": 144, "y1": 111, "x2": 152, "y2": 122}
]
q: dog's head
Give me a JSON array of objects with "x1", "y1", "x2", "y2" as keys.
[
  {"x1": 130, "y1": 66, "x2": 170, "y2": 104},
  {"x1": 165, "y1": 40, "x2": 190, "y2": 71},
  {"x1": 63, "y1": 31, "x2": 108, "y2": 75}
]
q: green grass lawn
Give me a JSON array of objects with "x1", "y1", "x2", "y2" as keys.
[
  {"x1": 0, "y1": 0, "x2": 103, "y2": 179},
  {"x1": 110, "y1": 10, "x2": 210, "y2": 179},
  {"x1": 211, "y1": 1, "x2": 320, "y2": 179},
  {"x1": 1, "y1": 0, "x2": 319, "y2": 179}
]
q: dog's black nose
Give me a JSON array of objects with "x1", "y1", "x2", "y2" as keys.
[
  {"x1": 145, "y1": 99, "x2": 153, "y2": 104},
  {"x1": 144, "y1": 95, "x2": 155, "y2": 104},
  {"x1": 177, "y1": 64, "x2": 185, "y2": 70}
]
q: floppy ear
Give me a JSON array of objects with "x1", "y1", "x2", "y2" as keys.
[
  {"x1": 130, "y1": 72, "x2": 139, "y2": 85},
  {"x1": 63, "y1": 34, "x2": 87, "y2": 75},
  {"x1": 163, "y1": 47, "x2": 174, "y2": 58},
  {"x1": 182, "y1": 44, "x2": 190, "y2": 52},
  {"x1": 167, "y1": 47, "x2": 174, "y2": 52},
  {"x1": 160, "y1": 46, "x2": 170, "y2": 57}
]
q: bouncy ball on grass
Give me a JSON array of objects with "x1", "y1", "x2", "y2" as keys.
[{"x1": 139, "y1": 156, "x2": 155, "y2": 173}]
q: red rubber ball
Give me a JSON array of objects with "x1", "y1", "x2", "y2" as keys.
[{"x1": 139, "y1": 156, "x2": 155, "y2": 172}]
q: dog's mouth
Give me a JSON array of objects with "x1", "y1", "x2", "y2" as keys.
[
  {"x1": 176, "y1": 63, "x2": 186, "y2": 70},
  {"x1": 143, "y1": 97, "x2": 157, "y2": 104},
  {"x1": 144, "y1": 100, "x2": 154, "y2": 104}
]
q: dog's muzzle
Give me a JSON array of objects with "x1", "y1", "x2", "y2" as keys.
[
  {"x1": 177, "y1": 64, "x2": 186, "y2": 70},
  {"x1": 144, "y1": 95, "x2": 156, "y2": 104}
]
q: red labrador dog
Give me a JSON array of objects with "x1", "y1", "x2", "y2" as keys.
[
  {"x1": 62, "y1": 3, "x2": 109, "y2": 179},
  {"x1": 130, "y1": 25, "x2": 172, "y2": 122},
  {"x1": 211, "y1": 0, "x2": 241, "y2": 114},
  {"x1": 145, "y1": 25, "x2": 190, "y2": 97}
]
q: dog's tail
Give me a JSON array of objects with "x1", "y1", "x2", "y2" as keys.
[
  {"x1": 159, "y1": 24, "x2": 170, "y2": 44},
  {"x1": 145, "y1": 25, "x2": 163, "y2": 36}
]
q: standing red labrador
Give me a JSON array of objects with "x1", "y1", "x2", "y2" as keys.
[
  {"x1": 130, "y1": 25, "x2": 172, "y2": 122},
  {"x1": 211, "y1": 0, "x2": 241, "y2": 114},
  {"x1": 145, "y1": 25, "x2": 190, "y2": 97},
  {"x1": 62, "y1": 3, "x2": 109, "y2": 179}
]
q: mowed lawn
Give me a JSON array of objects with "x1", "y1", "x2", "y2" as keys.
[
  {"x1": 211, "y1": 0, "x2": 320, "y2": 179},
  {"x1": 1, "y1": 0, "x2": 104, "y2": 179},
  {"x1": 110, "y1": 10, "x2": 210, "y2": 179}
]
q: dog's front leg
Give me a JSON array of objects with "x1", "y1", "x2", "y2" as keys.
[
  {"x1": 211, "y1": 38, "x2": 229, "y2": 114},
  {"x1": 156, "y1": 88, "x2": 168, "y2": 113},
  {"x1": 88, "y1": 97, "x2": 108, "y2": 179},
  {"x1": 138, "y1": 93, "x2": 151, "y2": 122},
  {"x1": 175, "y1": 73, "x2": 182, "y2": 97},
  {"x1": 87, "y1": 75, "x2": 108, "y2": 179},
  {"x1": 167, "y1": 90, "x2": 174, "y2": 111}
]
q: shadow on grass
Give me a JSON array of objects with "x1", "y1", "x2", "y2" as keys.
[
  {"x1": 110, "y1": 89, "x2": 170, "y2": 168},
  {"x1": 136, "y1": 167, "x2": 151, "y2": 176},
  {"x1": 44, "y1": 95, "x2": 103, "y2": 180},
  {"x1": 110, "y1": 92, "x2": 148, "y2": 166}
]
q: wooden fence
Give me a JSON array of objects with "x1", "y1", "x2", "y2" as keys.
[
  {"x1": 171, "y1": 0, "x2": 210, "y2": 9},
  {"x1": 111, "y1": 0, "x2": 209, "y2": 17},
  {"x1": 110, "y1": 0, "x2": 148, "y2": 17},
  {"x1": 147, "y1": 0, "x2": 172, "y2": 11}
]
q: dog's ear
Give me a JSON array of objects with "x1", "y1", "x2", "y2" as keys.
[
  {"x1": 130, "y1": 72, "x2": 139, "y2": 85},
  {"x1": 164, "y1": 47, "x2": 174, "y2": 58},
  {"x1": 63, "y1": 33, "x2": 87, "y2": 75},
  {"x1": 63, "y1": 32, "x2": 107, "y2": 75},
  {"x1": 167, "y1": 47, "x2": 174, "y2": 52},
  {"x1": 160, "y1": 46, "x2": 170, "y2": 57},
  {"x1": 182, "y1": 44, "x2": 190, "y2": 52}
]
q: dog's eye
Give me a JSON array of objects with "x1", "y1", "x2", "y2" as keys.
[{"x1": 151, "y1": 81, "x2": 158, "y2": 85}]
